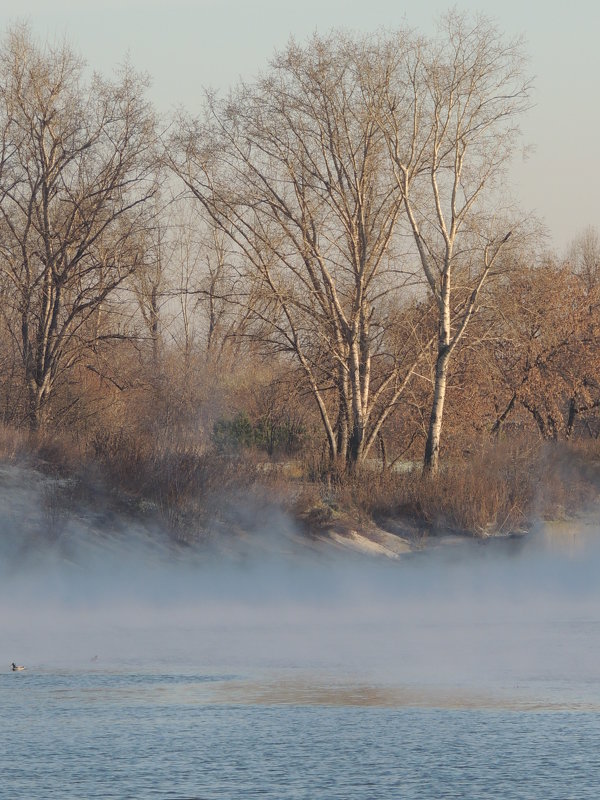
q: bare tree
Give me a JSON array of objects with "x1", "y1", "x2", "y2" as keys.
[
  {"x1": 171, "y1": 33, "x2": 426, "y2": 471},
  {"x1": 133, "y1": 222, "x2": 165, "y2": 374},
  {"x1": 568, "y1": 226, "x2": 600, "y2": 293},
  {"x1": 0, "y1": 25, "x2": 157, "y2": 429},
  {"x1": 488, "y1": 259, "x2": 600, "y2": 440},
  {"x1": 378, "y1": 12, "x2": 532, "y2": 473}
]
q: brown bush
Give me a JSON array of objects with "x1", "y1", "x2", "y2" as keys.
[
  {"x1": 0, "y1": 425, "x2": 30, "y2": 463},
  {"x1": 317, "y1": 439, "x2": 600, "y2": 537}
]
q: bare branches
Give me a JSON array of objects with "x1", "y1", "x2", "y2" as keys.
[
  {"x1": 0, "y1": 24, "x2": 158, "y2": 429},
  {"x1": 374, "y1": 15, "x2": 532, "y2": 473},
  {"x1": 171, "y1": 32, "x2": 422, "y2": 469}
]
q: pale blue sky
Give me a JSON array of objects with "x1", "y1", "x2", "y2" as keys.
[{"x1": 2, "y1": 0, "x2": 598, "y2": 250}]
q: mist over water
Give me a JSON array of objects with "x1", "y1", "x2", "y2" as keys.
[
  {"x1": 3, "y1": 466, "x2": 600, "y2": 798},
  {"x1": 2, "y1": 462, "x2": 600, "y2": 708}
]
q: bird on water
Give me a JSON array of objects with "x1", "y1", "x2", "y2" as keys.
[{"x1": 11, "y1": 662, "x2": 25, "y2": 671}]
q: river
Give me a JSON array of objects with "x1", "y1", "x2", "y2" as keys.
[{"x1": 2, "y1": 498, "x2": 600, "y2": 797}]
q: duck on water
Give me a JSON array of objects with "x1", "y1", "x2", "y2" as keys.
[{"x1": 11, "y1": 662, "x2": 25, "y2": 671}]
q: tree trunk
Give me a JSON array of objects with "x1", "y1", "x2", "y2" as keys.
[
  {"x1": 565, "y1": 397, "x2": 577, "y2": 440},
  {"x1": 491, "y1": 392, "x2": 517, "y2": 436},
  {"x1": 335, "y1": 364, "x2": 350, "y2": 464},
  {"x1": 26, "y1": 381, "x2": 44, "y2": 432},
  {"x1": 378, "y1": 431, "x2": 387, "y2": 472},
  {"x1": 423, "y1": 346, "x2": 450, "y2": 475},
  {"x1": 347, "y1": 422, "x2": 365, "y2": 471}
]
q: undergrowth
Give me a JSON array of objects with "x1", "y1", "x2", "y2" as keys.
[{"x1": 0, "y1": 424, "x2": 598, "y2": 543}]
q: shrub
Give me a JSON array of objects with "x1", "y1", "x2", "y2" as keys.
[
  {"x1": 212, "y1": 411, "x2": 306, "y2": 456},
  {"x1": 318, "y1": 439, "x2": 600, "y2": 537}
]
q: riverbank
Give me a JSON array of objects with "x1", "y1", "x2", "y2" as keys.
[
  {"x1": 2, "y1": 407, "x2": 598, "y2": 562},
  {"x1": 0, "y1": 428, "x2": 598, "y2": 566}
]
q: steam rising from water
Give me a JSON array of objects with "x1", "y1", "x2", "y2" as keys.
[{"x1": 1, "y1": 464, "x2": 599, "y2": 708}]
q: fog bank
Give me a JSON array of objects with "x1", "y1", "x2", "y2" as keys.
[{"x1": 1, "y1": 464, "x2": 599, "y2": 705}]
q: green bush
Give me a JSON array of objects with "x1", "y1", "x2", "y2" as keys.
[
  {"x1": 212, "y1": 412, "x2": 255, "y2": 452},
  {"x1": 212, "y1": 411, "x2": 305, "y2": 455}
]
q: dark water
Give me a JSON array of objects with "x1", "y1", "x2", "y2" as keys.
[{"x1": 2, "y1": 661, "x2": 600, "y2": 799}]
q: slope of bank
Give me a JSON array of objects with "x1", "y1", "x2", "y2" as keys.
[{"x1": 0, "y1": 432, "x2": 599, "y2": 568}]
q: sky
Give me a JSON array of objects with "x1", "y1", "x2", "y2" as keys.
[{"x1": 1, "y1": 0, "x2": 598, "y2": 251}]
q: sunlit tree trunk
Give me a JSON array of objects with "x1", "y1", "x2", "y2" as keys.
[
  {"x1": 170, "y1": 32, "x2": 425, "y2": 473},
  {"x1": 378, "y1": 12, "x2": 530, "y2": 475}
]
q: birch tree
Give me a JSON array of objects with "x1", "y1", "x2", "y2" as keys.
[
  {"x1": 379, "y1": 12, "x2": 532, "y2": 473},
  {"x1": 172, "y1": 34, "x2": 424, "y2": 470},
  {"x1": 0, "y1": 25, "x2": 157, "y2": 429}
]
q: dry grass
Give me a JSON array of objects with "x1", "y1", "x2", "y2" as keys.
[
  {"x1": 309, "y1": 439, "x2": 600, "y2": 537},
  {"x1": 0, "y1": 423, "x2": 266, "y2": 543},
  {"x1": 1, "y1": 420, "x2": 599, "y2": 543},
  {"x1": 0, "y1": 425, "x2": 30, "y2": 462},
  {"x1": 0, "y1": 425, "x2": 85, "y2": 472},
  {"x1": 86, "y1": 429, "x2": 269, "y2": 541}
]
